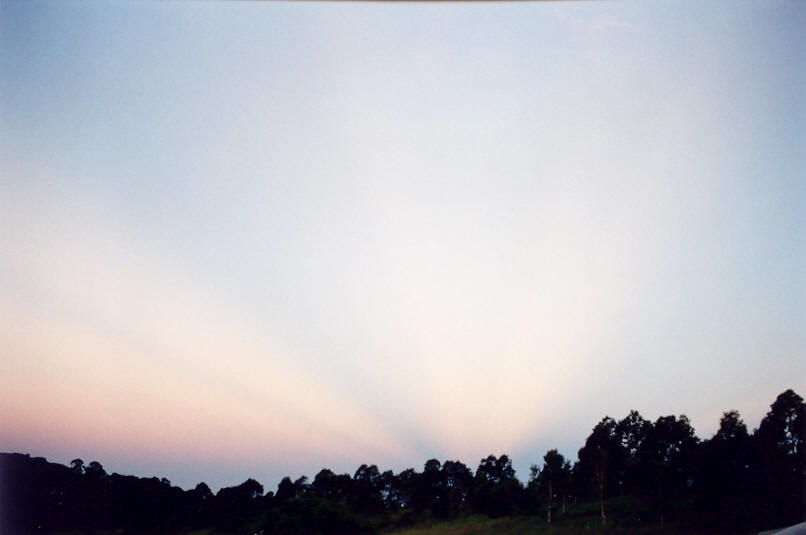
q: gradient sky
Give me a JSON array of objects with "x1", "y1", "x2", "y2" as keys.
[{"x1": 1, "y1": 0, "x2": 804, "y2": 492}]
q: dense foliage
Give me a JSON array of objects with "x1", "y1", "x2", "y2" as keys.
[{"x1": 2, "y1": 389, "x2": 803, "y2": 534}]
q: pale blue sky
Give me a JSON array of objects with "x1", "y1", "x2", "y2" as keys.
[{"x1": 1, "y1": 0, "x2": 804, "y2": 491}]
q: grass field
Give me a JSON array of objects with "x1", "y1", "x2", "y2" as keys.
[
  {"x1": 43, "y1": 497, "x2": 754, "y2": 535},
  {"x1": 383, "y1": 497, "x2": 734, "y2": 535},
  {"x1": 386, "y1": 515, "x2": 715, "y2": 535}
]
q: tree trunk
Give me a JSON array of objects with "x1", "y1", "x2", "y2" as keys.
[
  {"x1": 596, "y1": 460, "x2": 607, "y2": 524},
  {"x1": 658, "y1": 483, "x2": 664, "y2": 529},
  {"x1": 599, "y1": 479, "x2": 606, "y2": 524},
  {"x1": 547, "y1": 479, "x2": 552, "y2": 524},
  {"x1": 600, "y1": 493, "x2": 606, "y2": 524}
]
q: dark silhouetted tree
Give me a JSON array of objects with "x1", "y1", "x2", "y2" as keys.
[
  {"x1": 697, "y1": 410, "x2": 753, "y2": 528},
  {"x1": 636, "y1": 415, "x2": 698, "y2": 527},
  {"x1": 616, "y1": 410, "x2": 651, "y2": 495},
  {"x1": 70, "y1": 458, "x2": 84, "y2": 474},
  {"x1": 441, "y1": 460, "x2": 472, "y2": 518},
  {"x1": 471, "y1": 455, "x2": 522, "y2": 518},
  {"x1": 412, "y1": 459, "x2": 442, "y2": 515},
  {"x1": 351, "y1": 464, "x2": 385, "y2": 515},
  {"x1": 388, "y1": 468, "x2": 416, "y2": 511},
  {"x1": 752, "y1": 389, "x2": 805, "y2": 527},
  {"x1": 85, "y1": 461, "x2": 106, "y2": 476},
  {"x1": 536, "y1": 449, "x2": 571, "y2": 523},
  {"x1": 276, "y1": 476, "x2": 297, "y2": 502},
  {"x1": 215, "y1": 478, "x2": 264, "y2": 531},
  {"x1": 576, "y1": 417, "x2": 623, "y2": 524}
]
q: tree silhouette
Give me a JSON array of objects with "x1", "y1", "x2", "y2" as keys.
[
  {"x1": 616, "y1": 410, "x2": 651, "y2": 495},
  {"x1": 85, "y1": 461, "x2": 106, "y2": 476},
  {"x1": 441, "y1": 460, "x2": 472, "y2": 518},
  {"x1": 576, "y1": 417, "x2": 622, "y2": 524},
  {"x1": 70, "y1": 458, "x2": 84, "y2": 474},
  {"x1": 636, "y1": 415, "x2": 698, "y2": 527},
  {"x1": 753, "y1": 389, "x2": 805, "y2": 526},
  {"x1": 351, "y1": 464, "x2": 384, "y2": 515},
  {"x1": 536, "y1": 449, "x2": 571, "y2": 523},
  {"x1": 697, "y1": 410, "x2": 753, "y2": 528},
  {"x1": 275, "y1": 476, "x2": 297, "y2": 502},
  {"x1": 471, "y1": 455, "x2": 522, "y2": 518}
]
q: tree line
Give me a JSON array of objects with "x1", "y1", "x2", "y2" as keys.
[{"x1": 2, "y1": 389, "x2": 803, "y2": 534}]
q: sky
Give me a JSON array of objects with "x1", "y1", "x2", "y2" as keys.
[{"x1": 1, "y1": 0, "x2": 804, "y2": 492}]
